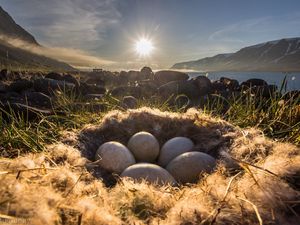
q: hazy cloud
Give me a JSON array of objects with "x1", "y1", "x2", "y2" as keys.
[{"x1": 0, "y1": 34, "x2": 114, "y2": 68}]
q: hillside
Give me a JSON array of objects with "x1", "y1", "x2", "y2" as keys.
[
  {"x1": 0, "y1": 6, "x2": 75, "y2": 71},
  {"x1": 172, "y1": 38, "x2": 300, "y2": 72}
]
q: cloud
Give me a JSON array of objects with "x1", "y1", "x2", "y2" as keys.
[
  {"x1": 2, "y1": 0, "x2": 121, "y2": 51},
  {"x1": 0, "y1": 34, "x2": 115, "y2": 68},
  {"x1": 209, "y1": 13, "x2": 300, "y2": 43}
]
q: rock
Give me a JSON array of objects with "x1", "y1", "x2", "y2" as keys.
[
  {"x1": 110, "y1": 86, "x2": 142, "y2": 98},
  {"x1": 45, "y1": 72, "x2": 63, "y2": 80},
  {"x1": 86, "y1": 77, "x2": 105, "y2": 86},
  {"x1": 33, "y1": 78, "x2": 75, "y2": 95},
  {"x1": 241, "y1": 78, "x2": 268, "y2": 88},
  {"x1": 95, "y1": 141, "x2": 136, "y2": 174},
  {"x1": 192, "y1": 76, "x2": 212, "y2": 96},
  {"x1": 121, "y1": 163, "x2": 176, "y2": 185},
  {"x1": 8, "y1": 79, "x2": 33, "y2": 92},
  {"x1": 63, "y1": 74, "x2": 79, "y2": 87},
  {"x1": 22, "y1": 92, "x2": 52, "y2": 108},
  {"x1": 212, "y1": 77, "x2": 240, "y2": 92},
  {"x1": 140, "y1": 66, "x2": 154, "y2": 80},
  {"x1": 158, "y1": 137, "x2": 194, "y2": 167},
  {"x1": 127, "y1": 70, "x2": 140, "y2": 82},
  {"x1": 0, "y1": 82, "x2": 8, "y2": 92},
  {"x1": 154, "y1": 70, "x2": 189, "y2": 86},
  {"x1": 83, "y1": 94, "x2": 104, "y2": 101},
  {"x1": 79, "y1": 83, "x2": 106, "y2": 95},
  {"x1": 127, "y1": 132, "x2": 160, "y2": 162},
  {"x1": 0, "y1": 69, "x2": 8, "y2": 80},
  {"x1": 122, "y1": 96, "x2": 138, "y2": 109},
  {"x1": 166, "y1": 152, "x2": 216, "y2": 183},
  {"x1": 158, "y1": 80, "x2": 200, "y2": 99}
]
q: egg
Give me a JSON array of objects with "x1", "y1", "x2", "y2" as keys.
[
  {"x1": 95, "y1": 141, "x2": 136, "y2": 174},
  {"x1": 158, "y1": 137, "x2": 194, "y2": 167},
  {"x1": 166, "y1": 151, "x2": 216, "y2": 183},
  {"x1": 121, "y1": 163, "x2": 176, "y2": 186},
  {"x1": 127, "y1": 131, "x2": 160, "y2": 162}
]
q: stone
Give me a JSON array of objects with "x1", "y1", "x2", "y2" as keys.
[
  {"x1": 33, "y1": 78, "x2": 75, "y2": 95},
  {"x1": 241, "y1": 78, "x2": 268, "y2": 88},
  {"x1": 79, "y1": 83, "x2": 106, "y2": 95},
  {"x1": 95, "y1": 141, "x2": 136, "y2": 174},
  {"x1": 158, "y1": 137, "x2": 194, "y2": 167},
  {"x1": 158, "y1": 80, "x2": 199, "y2": 99},
  {"x1": 0, "y1": 69, "x2": 8, "y2": 80},
  {"x1": 110, "y1": 86, "x2": 142, "y2": 98},
  {"x1": 45, "y1": 72, "x2": 63, "y2": 80},
  {"x1": 166, "y1": 152, "x2": 216, "y2": 183},
  {"x1": 122, "y1": 96, "x2": 138, "y2": 109},
  {"x1": 22, "y1": 92, "x2": 52, "y2": 108},
  {"x1": 8, "y1": 79, "x2": 33, "y2": 92},
  {"x1": 63, "y1": 74, "x2": 79, "y2": 87},
  {"x1": 127, "y1": 132, "x2": 159, "y2": 162},
  {"x1": 140, "y1": 66, "x2": 154, "y2": 80},
  {"x1": 192, "y1": 76, "x2": 212, "y2": 96},
  {"x1": 121, "y1": 163, "x2": 176, "y2": 185},
  {"x1": 154, "y1": 70, "x2": 189, "y2": 86}
]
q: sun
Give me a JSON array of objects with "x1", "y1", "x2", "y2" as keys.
[{"x1": 135, "y1": 38, "x2": 154, "y2": 56}]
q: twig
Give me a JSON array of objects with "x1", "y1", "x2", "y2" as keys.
[
  {"x1": 237, "y1": 197, "x2": 263, "y2": 225},
  {"x1": 0, "y1": 167, "x2": 57, "y2": 176}
]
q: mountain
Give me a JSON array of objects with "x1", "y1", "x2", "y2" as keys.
[
  {"x1": 0, "y1": 6, "x2": 75, "y2": 71},
  {"x1": 172, "y1": 38, "x2": 300, "y2": 72}
]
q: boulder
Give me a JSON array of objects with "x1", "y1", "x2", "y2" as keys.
[
  {"x1": 22, "y1": 92, "x2": 52, "y2": 108},
  {"x1": 95, "y1": 141, "x2": 136, "y2": 174},
  {"x1": 166, "y1": 152, "x2": 216, "y2": 183},
  {"x1": 121, "y1": 163, "x2": 176, "y2": 185},
  {"x1": 45, "y1": 72, "x2": 63, "y2": 80},
  {"x1": 63, "y1": 74, "x2": 79, "y2": 87},
  {"x1": 122, "y1": 96, "x2": 138, "y2": 109},
  {"x1": 0, "y1": 82, "x2": 8, "y2": 93},
  {"x1": 140, "y1": 66, "x2": 154, "y2": 80},
  {"x1": 8, "y1": 79, "x2": 33, "y2": 93},
  {"x1": 241, "y1": 78, "x2": 268, "y2": 88},
  {"x1": 158, "y1": 80, "x2": 200, "y2": 99},
  {"x1": 158, "y1": 137, "x2": 194, "y2": 167},
  {"x1": 154, "y1": 70, "x2": 189, "y2": 86},
  {"x1": 33, "y1": 78, "x2": 76, "y2": 95},
  {"x1": 0, "y1": 69, "x2": 8, "y2": 80},
  {"x1": 127, "y1": 132, "x2": 160, "y2": 162},
  {"x1": 192, "y1": 76, "x2": 212, "y2": 96},
  {"x1": 78, "y1": 83, "x2": 106, "y2": 95},
  {"x1": 110, "y1": 86, "x2": 142, "y2": 98}
]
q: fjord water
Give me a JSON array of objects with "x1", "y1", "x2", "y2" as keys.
[{"x1": 188, "y1": 72, "x2": 300, "y2": 91}]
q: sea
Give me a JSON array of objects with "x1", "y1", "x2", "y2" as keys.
[{"x1": 187, "y1": 71, "x2": 300, "y2": 92}]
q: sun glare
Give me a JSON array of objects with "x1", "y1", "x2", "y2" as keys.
[{"x1": 135, "y1": 38, "x2": 154, "y2": 56}]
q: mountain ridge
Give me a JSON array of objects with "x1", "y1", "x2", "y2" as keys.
[
  {"x1": 172, "y1": 38, "x2": 300, "y2": 72},
  {"x1": 0, "y1": 6, "x2": 75, "y2": 71}
]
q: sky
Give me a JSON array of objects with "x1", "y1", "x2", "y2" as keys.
[{"x1": 1, "y1": 0, "x2": 300, "y2": 70}]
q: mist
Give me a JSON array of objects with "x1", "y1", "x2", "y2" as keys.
[{"x1": 0, "y1": 34, "x2": 114, "y2": 69}]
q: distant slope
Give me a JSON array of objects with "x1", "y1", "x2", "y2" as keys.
[
  {"x1": 0, "y1": 6, "x2": 75, "y2": 71},
  {"x1": 172, "y1": 38, "x2": 300, "y2": 72}
]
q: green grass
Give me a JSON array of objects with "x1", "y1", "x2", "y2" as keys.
[{"x1": 0, "y1": 85, "x2": 299, "y2": 157}]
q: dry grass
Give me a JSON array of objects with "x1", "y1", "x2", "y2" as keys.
[{"x1": 0, "y1": 107, "x2": 299, "y2": 225}]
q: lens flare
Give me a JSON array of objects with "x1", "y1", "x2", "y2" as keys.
[{"x1": 135, "y1": 38, "x2": 154, "y2": 56}]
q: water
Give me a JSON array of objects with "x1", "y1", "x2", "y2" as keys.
[{"x1": 188, "y1": 71, "x2": 300, "y2": 91}]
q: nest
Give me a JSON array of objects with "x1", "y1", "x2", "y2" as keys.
[{"x1": 0, "y1": 107, "x2": 299, "y2": 224}]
